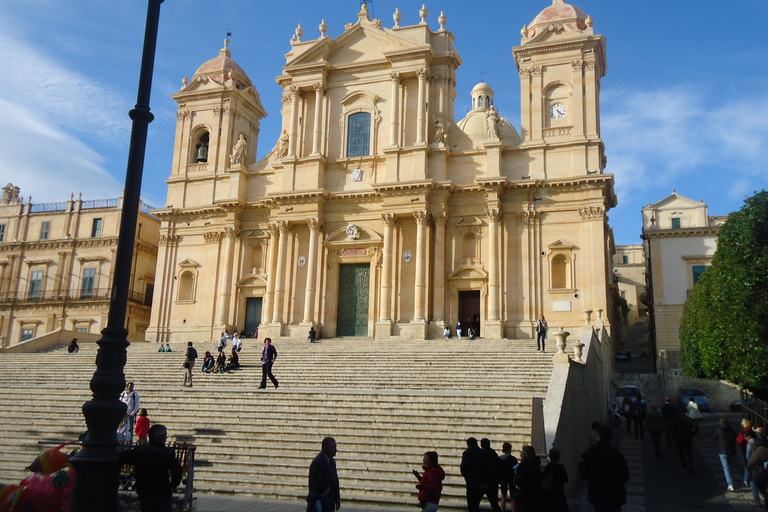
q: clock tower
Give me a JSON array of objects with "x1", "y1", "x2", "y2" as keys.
[{"x1": 513, "y1": 0, "x2": 607, "y2": 178}]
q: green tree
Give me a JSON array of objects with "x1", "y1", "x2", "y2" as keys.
[{"x1": 680, "y1": 191, "x2": 768, "y2": 393}]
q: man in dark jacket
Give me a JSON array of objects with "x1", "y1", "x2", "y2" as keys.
[
  {"x1": 259, "y1": 337, "x2": 279, "y2": 389},
  {"x1": 660, "y1": 397, "x2": 678, "y2": 447},
  {"x1": 118, "y1": 424, "x2": 182, "y2": 512},
  {"x1": 673, "y1": 412, "x2": 699, "y2": 471},
  {"x1": 714, "y1": 417, "x2": 738, "y2": 491},
  {"x1": 183, "y1": 341, "x2": 198, "y2": 387},
  {"x1": 480, "y1": 438, "x2": 502, "y2": 512},
  {"x1": 308, "y1": 437, "x2": 340, "y2": 512},
  {"x1": 460, "y1": 437, "x2": 487, "y2": 512},
  {"x1": 579, "y1": 425, "x2": 629, "y2": 512}
]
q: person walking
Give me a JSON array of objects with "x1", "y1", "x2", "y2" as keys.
[
  {"x1": 578, "y1": 425, "x2": 630, "y2": 512},
  {"x1": 714, "y1": 417, "x2": 738, "y2": 491},
  {"x1": 687, "y1": 396, "x2": 703, "y2": 431},
  {"x1": 307, "y1": 437, "x2": 341, "y2": 512},
  {"x1": 632, "y1": 399, "x2": 647, "y2": 440},
  {"x1": 183, "y1": 341, "x2": 197, "y2": 387},
  {"x1": 673, "y1": 411, "x2": 699, "y2": 471},
  {"x1": 460, "y1": 437, "x2": 486, "y2": 512},
  {"x1": 499, "y1": 442, "x2": 517, "y2": 512},
  {"x1": 118, "y1": 424, "x2": 182, "y2": 512},
  {"x1": 541, "y1": 448, "x2": 569, "y2": 512},
  {"x1": 660, "y1": 397, "x2": 678, "y2": 448},
  {"x1": 413, "y1": 451, "x2": 445, "y2": 512},
  {"x1": 645, "y1": 404, "x2": 666, "y2": 457},
  {"x1": 535, "y1": 314, "x2": 548, "y2": 351},
  {"x1": 480, "y1": 438, "x2": 502, "y2": 512},
  {"x1": 120, "y1": 382, "x2": 140, "y2": 444},
  {"x1": 259, "y1": 337, "x2": 279, "y2": 389},
  {"x1": 456, "y1": 321, "x2": 463, "y2": 341},
  {"x1": 514, "y1": 445, "x2": 543, "y2": 512}
]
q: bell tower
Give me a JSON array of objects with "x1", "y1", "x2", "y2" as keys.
[
  {"x1": 513, "y1": 0, "x2": 606, "y2": 177},
  {"x1": 166, "y1": 40, "x2": 266, "y2": 208}
]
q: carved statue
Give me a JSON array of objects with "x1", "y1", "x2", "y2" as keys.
[
  {"x1": 276, "y1": 130, "x2": 289, "y2": 158},
  {"x1": 1, "y1": 183, "x2": 20, "y2": 204},
  {"x1": 229, "y1": 135, "x2": 247, "y2": 165},
  {"x1": 485, "y1": 106, "x2": 501, "y2": 139},
  {"x1": 432, "y1": 115, "x2": 449, "y2": 144},
  {"x1": 345, "y1": 224, "x2": 360, "y2": 240}
]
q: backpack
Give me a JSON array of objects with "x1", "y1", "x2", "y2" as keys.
[{"x1": 633, "y1": 401, "x2": 647, "y2": 418}]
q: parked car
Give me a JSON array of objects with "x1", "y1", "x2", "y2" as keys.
[
  {"x1": 615, "y1": 385, "x2": 643, "y2": 408},
  {"x1": 676, "y1": 387, "x2": 711, "y2": 413},
  {"x1": 730, "y1": 400, "x2": 742, "y2": 413},
  {"x1": 615, "y1": 350, "x2": 632, "y2": 363}
]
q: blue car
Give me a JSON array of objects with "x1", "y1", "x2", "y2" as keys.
[{"x1": 677, "y1": 387, "x2": 711, "y2": 413}]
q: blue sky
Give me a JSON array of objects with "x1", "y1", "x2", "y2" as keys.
[{"x1": 1, "y1": 0, "x2": 766, "y2": 246}]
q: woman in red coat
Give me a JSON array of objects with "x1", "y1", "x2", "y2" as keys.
[
  {"x1": 134, "y1": 408, "x2": 150, "y2": 444},
  {"x1": 413, "y1": 451, "x2": 445, "y2": 511}
]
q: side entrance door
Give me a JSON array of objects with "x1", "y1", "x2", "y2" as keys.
[
  {"x1": 244, "y1": 297, "x2": 262, "y2": 336},
  {"x1": 337, "y1": 263, "x2": 370, "y2": 336},
  {"x1": 458, "y1": 290, "x2": 481, "y2": 337}
]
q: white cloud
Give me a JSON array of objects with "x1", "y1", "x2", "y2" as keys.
[{"x1": 0, "y1": 99, "x2": 123, "y2": 202}]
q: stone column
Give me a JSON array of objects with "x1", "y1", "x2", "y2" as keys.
[
  {"x1": 531, "y1": 67, "x2": 543, "y2": 142},
  {"x1": 288, "y1": 86, "x2": 301, "y2": 157},
  {"x1": 311, "y1": 82, "x2": 325, "y2": 155},
  {"x1": 262, "y1": 223, "x2": 279, "y2": 325},
  {"x1": 486, "y1": 208, "x2": 501, "y2": 321},
  {"x1": 379, "y1": 214, "x2": 396, "y2": 322},
  {"x1": 271, "y1": 221, "x2": 291, "y2": 324},
  {"x1": 416, "y1": 69, "x2": 428, "y2": 144},
  {"x1": 432, "y1": 213, "x2": 446, "y2": 323},
  {"x1": 413, "y1": 211, "x2": 429, "y2": 321},
  {"x1": 218, "y1": 228, "x2": 237, "y2": 326},
  {"x1": 389, "y1": 73, "x2": 401, "y2": 146},
  {"x1": 302, "y1": 218, "x2": 323, "y2": 324}
]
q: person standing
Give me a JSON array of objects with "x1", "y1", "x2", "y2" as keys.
[
  {"x1": 307, "y1": 437, "x2": 340, "y2": 512},
  {"x1": 498, "y1": 442, "x2": 517, "y2": 512},
  {"x1": 632, "y1": 399, "x2": 647, "y2": 440},
  {"x1": 535, "y1": 314, "x2": 548, "y2": 351},
  {"x1": 714, "y1": 417, "x2": 738, "y2": 491},
  {"x1": 514, "y1": 445, "x2": 542, "y2": 512},
  {"x1": 413, "y1": 451, "x2": 445, "y2": 512},
  {"x1": 118, "y1": 424, "x2": 182, "y2": 512},
  {"x1": 183, "y1": 342, "x2": 198, "y2": 387},
  {"x1": 660, "y1": 397, "x2": 678, "y2": 448},
  {"x1": 578, "y1": 425, "x2": 630, "y2": 512},
  {"x1": 217, "y1": 331, "x2": 228, "y2": 353},
  {"x1": 259, "y1": 337, "x2": 279, "y2": 389},
  {"x1": 687, "y1": 397, "x2": 703, "y2": 431},
  {"x1": 460, "y1": 437, "x2": 487, "y2": 512},
  {"x1": 645, "y1": 404, "x2": 666, "y2": 457},
  {"x1": 541, "y1": 448, "x2": 569, "y2": 512},
  {"x1": 120, "y1": 382, "x2": 140, "y2": 444},
  {"x1": 480, "y1": 438, "x2": 502, "y2": 512},
  {"x1": 456, "y1": 321, "x2": 463, "y2": 341},
  {"x1": 673, "y1": 411, "x2": 699, "y2": 471},
  {"x1": 135, "y1": 408, "x2": 150, "y2": 444}
]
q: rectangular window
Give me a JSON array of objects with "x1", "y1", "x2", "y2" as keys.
[
  {"x1": 40, "y1": 221, "x2": 51, "y2": 240},
  {"x1": 91, "y1": 218, "x2": 103, "y2": 237},
  {"x1": 0, "y1": 223, "x2": 5, "y2": 242},
  {"x1": 622, "y1": 255, "x2": 629, "y2": 264},
  {"x1": 81, "y1": 268, "x2": 96, "y2": 298},
  {"x1": 692, "y1": 265, "x2": 708, "y2": 285},
  {"x1": 75, "y1": 327, "x2": 88, "y2": 333},
  {"x1": 346, "y1": 112, "x2": 371, "y2": 157},
  {"x1": 28, "y1": 270, "x2": 43, "y2": 300},
  {"x1": 21, "y1": 328, "x2": 34, "y2": 341},
  {"x1": 620, "y1": 291, "x2": 626, "y2": 299},
  {"x1": 671, "y1": 217, "x2": 681, "y2": 229}
]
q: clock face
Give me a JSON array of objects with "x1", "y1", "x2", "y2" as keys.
[{"x1": 549, "y1": 103, "x2": 567, "y2": 119}]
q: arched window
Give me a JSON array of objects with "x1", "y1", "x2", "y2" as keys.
[
  {"x1": 347, "y1": 112, "x2": 371, "y2": 157},
  {"x1": 178, "y1": 271, "x2": 195, "y2": 301},
  {"x1": 485, "y1": 96, "x2": 490, "y2": 108},
  {"x1": 551, "y1": 254, "x2": 568, "y2": 289}
]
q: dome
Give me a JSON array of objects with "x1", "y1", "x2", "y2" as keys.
[
  {"x1": 523, "y1": 0, "x2": 591, "y2": 40},
  {"x1": 469, "y1": 82, "x2": 495, "y2": 112},
  {"x1": 192, "y1": 39, "x2": 252, "y2": 89},
  {"x1": 457, "y1": 109, "x2": 521, "y2": 146}
]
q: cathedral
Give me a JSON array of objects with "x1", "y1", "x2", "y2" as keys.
[{"x1": 146, "y1": 0, "x2": 618, "y2": 343}]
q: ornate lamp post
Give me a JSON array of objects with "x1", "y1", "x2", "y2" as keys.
[{"x1": 68, "y1": 1, "x2": 164, "y2": 510}]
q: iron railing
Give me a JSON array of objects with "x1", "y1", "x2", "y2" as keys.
[
  {"x1": 0, "y1": 288, "x2": 147, "y2": 305},
  {"x1": 81, "y1": 198, "x2": 120, "y2": 209},
  {"x1": 740, "y1": 390, "x2": 768, "y2": 428},
  {"x1": 29, "y1": 202, "x2": 69, "y2": 213}
]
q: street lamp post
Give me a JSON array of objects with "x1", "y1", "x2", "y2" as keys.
[{"x1": 68, "y1": 1, "x2": 164, "y2": 510}]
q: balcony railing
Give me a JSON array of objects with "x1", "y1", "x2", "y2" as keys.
[
  {"x1": 0, "y1": 288, "x2": 147, "y2": 305},
  {"x1": 81, "y1": 198, "x2": 120, "y2": 210},
  {"x1": 29, "y1": 202, "x2": 69, "y2": 213}
]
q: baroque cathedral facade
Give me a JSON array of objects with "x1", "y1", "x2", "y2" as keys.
[{"x1": 147, "y1": 0, "x2": 618, "y2": 343}]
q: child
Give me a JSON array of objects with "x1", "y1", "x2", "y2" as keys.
[
  {"x1": 117, "y1": 414, "x2": 131, "y2": 445},
  {"x1": 413, "y1": 451, "x2": 444, "y2": 512},
  {"x1": 135, "y1": 408, "x2": 150, "y2": 444}
]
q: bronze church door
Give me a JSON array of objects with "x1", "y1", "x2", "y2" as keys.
[
  {"x1": 244, "y1": 297, "x2": 262, "y2": 337},
  {"x1": 337, "y1": 263, "x2": 370, "y2": 336},
  {"x1": 459, "y1": 290, "x2": 481, "y2": 337}
]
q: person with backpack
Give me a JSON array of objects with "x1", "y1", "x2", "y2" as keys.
[
  {"x1": 498, "y1": 442, "x2": 518, "y2": 512},
  {"x1": 541, "y1": 448, "x2": 569, "y2": 512},
  {"x1": 579, "y1": 426, "x2": 629, "y2": 512}
]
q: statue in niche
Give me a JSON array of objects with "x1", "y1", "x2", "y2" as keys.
[
  {"x1": 485, "y1": 105, "x2": 501, "y2": 139},
  {"x1": 276, "y1": 130, "x2": 289, "y2": 158},
  {"x1": 229, "y1": 135, "x2": 247, "y2": 165},
  {"x1": 432, "y1": 114, "x2": 449, "y2": 144},
  {"x1": 352, "y1": 167, "x2": 363, "y2": 182}
]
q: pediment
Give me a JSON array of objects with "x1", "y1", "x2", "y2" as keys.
[
  {"x1": 455, "y1": 217, "x2": 483, "y2": 227},
  {"x1": 237, "y1": 274, "x2": 267, "y2": 288},
  {"x1": 548, "y1": 239, "x2": 575, "y2": 251},
  {"x1": 178, "y1": 259, "x2": 200, "y2": 268},
  {"x1": 448, "y1": 265, "x2": 488, "y2": 281},
  {"x1": 525, "y1": 22, "x2": 589, "y2": 46},
  {"x1": 324, "y1": 224, "x2": 382, "y2": 244},
  {"x1": 647, "y1": 192, "x2": 706, "y2": 211}
]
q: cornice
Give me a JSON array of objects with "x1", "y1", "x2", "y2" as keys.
[
  {"x1": 371, "y1": 180, "x2": 436, "y2": 194},
  {"x1": 642, "y1": 226, "x2": 720, "y2": 239}
]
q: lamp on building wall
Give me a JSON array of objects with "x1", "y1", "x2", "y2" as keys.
[{"x1": 68, "y1": 1, "x2": 164, "y2": 510}]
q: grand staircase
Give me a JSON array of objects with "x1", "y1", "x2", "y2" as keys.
[{"x1": 0, "y1": 337, "x2": 553, "y2": 509}]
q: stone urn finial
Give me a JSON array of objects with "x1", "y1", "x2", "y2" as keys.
[
  {"x1": 319, "y1": 19, "x2": 328, "y2": 38},
  {"x1": 553, "y1": 328, "x2": 570, "y2": 356},
  {"x1": 595, "y1": 307, "x2": 604, "y2": 323},
  {"x1": 438, "y1": 11, "x2": 447, "y2": 31},
  {"x1": 419, "y1": 4, "x2": 429, "y2": 25},
  {"x1": 582, "y1": 308, "x2": 593, "y2": 325},
  {"x1": 572, "y1": 340, "x2": 586, "y2": 362},
  {"x1": 393, "y1": 7, "x2": 402, "y2": 28}
]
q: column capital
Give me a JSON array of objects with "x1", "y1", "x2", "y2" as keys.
[
  {"x1": 267, "y1": 223, "x2": 280, "y2": 236},
  {"x1": 289, "y1": 85, "x2": 302, "y2": 98},
  {"x1": 389, "y1": 72, "x2": 401, "y2": 83},
  {"x1": 433, "y1": 212, "x2": 446, "y2": 227},
  {"x1": 307, "y1": 218, "x2": 324, "y2": 231},
  {"x1": 416, "y1": 68, "x2": 429, "y2": 80},
  {"x1": 277, "y1": 220, "x2": 292, "y2": 234},
  {"x1": 485, "y1": 208, "x2": 501, "y2": 223},
  {"x1": 312, "y1": 82, "x2": 326, "y2": 94},
  {"x1": 413, "y1": 211, "x2": 430, "y2": 225},
  {"x1": 382, "y1": 213, "x2": 397, "y2": 227}
]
